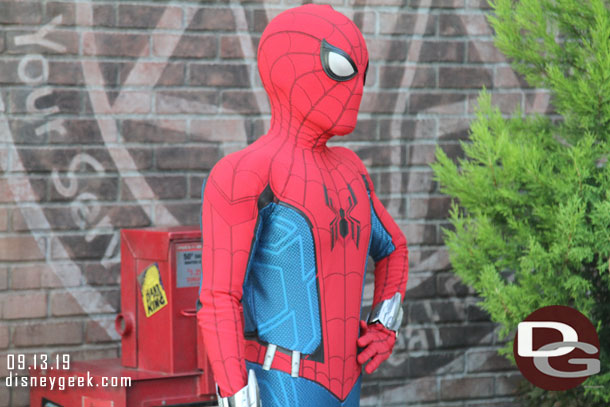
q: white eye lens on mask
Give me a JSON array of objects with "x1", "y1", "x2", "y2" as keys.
[
  {"x1": 320, "y1": 39, "x2": 358, "y2": 82},
  {"x1": 328, "y1": 51, "x2": 355, "y2": 77}
]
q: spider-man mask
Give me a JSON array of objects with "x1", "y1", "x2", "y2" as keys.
[{"x1": 257, "y1": 5, "x2": 369, "y2": 141}]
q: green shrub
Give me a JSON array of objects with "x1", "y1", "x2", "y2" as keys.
[{"x1": 431, "y1": 0, "x2": 610, "y2": 404}]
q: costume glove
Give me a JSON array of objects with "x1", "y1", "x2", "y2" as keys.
[{"x1": 356, "y1": 320, "x2": 396, "y2": 374}]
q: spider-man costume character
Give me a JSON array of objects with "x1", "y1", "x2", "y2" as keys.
[{"x1": 197, "y1": 5, "x2": 408, "y2": 406}]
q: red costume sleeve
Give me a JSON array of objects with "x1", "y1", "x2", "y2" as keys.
[
  {"x1": 363, "y1": 167, "x2": 409, "y2": 310},
  {"x1": 197, "y1": 155, "x2": 266, "y2": 397}
]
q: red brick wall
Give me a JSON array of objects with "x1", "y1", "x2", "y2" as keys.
[{"x1": 0, "y1": 1, "x2": 549, "y2": 406}]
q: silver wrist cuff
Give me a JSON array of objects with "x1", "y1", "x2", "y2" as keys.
[
  {"x1": 367, "y1": 292, "x2": 403, "y2": 332},
  {"x1": 217, "y1": 369, "x2": 262, "y2": 407}
]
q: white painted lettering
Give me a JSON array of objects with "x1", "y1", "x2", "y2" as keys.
[
  {"x1": 51, "y1": 153, "x2": 105, "y2": 198},
  {"x1": 35, "y1": 118, "x2": 67, "y2": 137},
  {"x1": 17, "y1": 54, "x2": 49, "y2": 85},
  {"x1": 26, "y1": 87, "x2": 59, "y2": 115},
  {"x1": 14, "y1": 15, "x2": 67, "y2": 53}
]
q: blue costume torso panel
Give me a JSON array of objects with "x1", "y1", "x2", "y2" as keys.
[{"x1": 243, "y1": 202, "x2": 322, "y2": 355}]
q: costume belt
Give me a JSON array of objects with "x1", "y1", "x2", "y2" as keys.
[{"x1": 261, "y1": 343, "x2": 302, "y2": 377}]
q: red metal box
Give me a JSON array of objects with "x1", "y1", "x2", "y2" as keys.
[
  {"x1": 30, "y1": 227, "x2": 216, "y2": 407},
  {"x1": 117, "y1": 226, "x2": 204, "y2": 374},
  {"x1": 29, "y1": 358, "x2": 216, "y2": 407}
]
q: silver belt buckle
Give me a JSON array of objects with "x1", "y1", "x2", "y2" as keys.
[
  {"x1": 262, "y1": 343, "x2": 301, "y2": 377},
  {"x1": 262, "y1": 344, "x2": 277, "y2": 370},
  {"x1": 291, "y1": 350, "x2": 301, "y2": 377}
]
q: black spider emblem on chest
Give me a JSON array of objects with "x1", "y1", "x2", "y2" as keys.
[{"x1": 323, "y1": 183, "x2": 361, "y2": 250}]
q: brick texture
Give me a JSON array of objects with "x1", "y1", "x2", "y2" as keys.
[
  {"x1": 1, "y1": 292, "x2": 47, "y2": 319},
  {"x1": 12, "y1": 321, "x2": 83, "y2": 347},
  {"x1": 0, "y1": 1, "x2": 535, "y2": 406}
]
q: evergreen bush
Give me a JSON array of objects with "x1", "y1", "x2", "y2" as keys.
[{"x1": 431, "y1": 0, "x2": 610, "y2": 404}]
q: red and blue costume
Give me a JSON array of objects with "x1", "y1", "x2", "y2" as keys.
[{"x1": 197, "y1": 5, "x2": 408, "y2": 406}]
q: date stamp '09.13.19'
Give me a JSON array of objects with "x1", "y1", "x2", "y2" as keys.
[{"x1": 4, "y1": 354, "x2": 131, "y2": 391}]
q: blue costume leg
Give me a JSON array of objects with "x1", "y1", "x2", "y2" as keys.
[{"x1": 246, "y1": 362, "x2": 361, "y2": 407}]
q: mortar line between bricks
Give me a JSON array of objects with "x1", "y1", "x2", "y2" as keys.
[
  {"x1": 52, "y1": 0, "x2": 407, "y2": 7},
  {"x1": 0, "y1": 167, "x2": 431, "y2": 177},
  {"x1": 3, "y1": 202, "x2": 196, "y2": 211},
  {"x1": 402, "y1": 348, "x2": 508, "y2": 359},
  {"x1": 0, "y1": 54, "x2": 258, "y2": 63},
  {"x1": 0, "y1": 172, "x2": 409, "y2": 180},
  {"x1": 5, "y1": 55, "x2": 508, "y2": 67},
  {"x1": 1, "y1": 82, "x2": 517, "y2": 89},
  {"x1": 1, "y1": 341, "x2": 121, "y2": 354},
  {"x1": 59, "y1": 1, "x2": 483, "y2": 12},
  {"x1": 0, "y1": 25, "x2": 496, "y2": 39},
  {"x1": 0, "y1": 311, "x2": 120, "y2": 324},
  {"x1": 389, "y1": 321, "x2": 499, "y2": 330},
  {"x1": 1, "y1": 259, "x2": 120, "y2": 268},
  {"x1": 0, "y1": 173, "x2": 208, "y2": 181},
  {"x1": 0, "y1": 109, "x2": 517, "y2": 116},
  {"x1": 463, "y1": 345, "x2": 516, "y2": 353},
  {"x1": 1, "y1": 109, "x2": 528, "y2": 118},
  {"x1": 438, "y1": 371, "x2": 512, "y2": 379},
  {"x1": 0, "y1": 173, "x2": 204, "y2": 180},
  {"x1": 48, "y1": 286, "x2": 57, "y2": 340},
  {"x1": 402, "y1": 221, "x2": 453, "y2": 227}
]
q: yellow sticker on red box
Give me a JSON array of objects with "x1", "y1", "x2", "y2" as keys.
[{"x1": 139, "y1": 263, "x2": 168, "y2": 317}]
